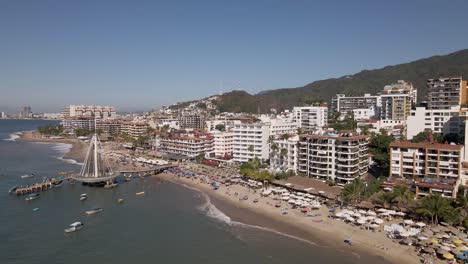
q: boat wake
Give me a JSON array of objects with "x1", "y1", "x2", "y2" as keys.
[{"x1": 3, "y1": 133, "x2": 20, "y2": 142}]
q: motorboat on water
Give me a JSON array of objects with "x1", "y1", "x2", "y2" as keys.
[
  {"x1": 33, "y1": 208, "x2": 39, "y2": 211},
  {"x1": 8, "y1": 186, "x2": 18, "y2": 194},
  {"x1": 136, "y1": 191, "x2": 145, "y2": 196},
  {"x1": 64, "y1": 222, "x2": 83, "y2": 233},
  {"x1": 117, "y1": 198, "x2": 124, "y2": 203},
  {"x1": 21, "y1": 174, "x2": 35, "y2": 179},
  {"x1": 25, "y1": 193, "x2": 40, "y2": 201},
  {"x1": 85, "y1": 207, "x2": 103, "y2": 215},
  {"x1": 80, "y1": 193, "x2": 87, "y2": 197},
  {"x1": 80, "y1": 196, "x2": 87, "y2": 201}
]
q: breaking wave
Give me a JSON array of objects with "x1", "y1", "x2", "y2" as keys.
[{"x1": 3, "y1": 133, "x2": 20, "y2": 141}]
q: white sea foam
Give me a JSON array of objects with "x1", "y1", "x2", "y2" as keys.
[
  {"x1": 3, "y1": 133, "x2": 20, "y2": 142},
  {"x1": 169, "y1": 179, "x2": 320, "y2": 247},
  {"x1": 51, "y1": 143, "x2": 83, "y2": 166}
]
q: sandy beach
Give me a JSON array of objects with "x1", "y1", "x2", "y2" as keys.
[
  {"x1": 156, "y1": 171, "x2": 422, "y2": 264},
  {"x1": 13, "y1": 131, "x2": 424, "y2": 263}
]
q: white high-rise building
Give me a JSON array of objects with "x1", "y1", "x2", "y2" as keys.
[
  {"x1": 292, "y1": 106, "x2": 328, "y2": 131},
  {"x1": 232, "y1": 123, "x2": 270, "y2": 162},
  {"x1": 62, "y1": 105, "x2": 116, "y2": 119},
  {"x1": 298, "y1": 131, "x2": 369, "y2": 185},
  {"x1": 213, "y1": 131, "x2": 233, "y2": 157}
]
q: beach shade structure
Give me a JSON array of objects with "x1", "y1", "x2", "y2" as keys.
[
  {"x1": 456, "y1": 246, "x2": 468, "y2": 252},
  {"x1": 369, "y1": 224, "x2": 379, "y2": 229},
  {"x1": 403, "y1": 219, "x2": 414, "y2": 225},
  {"x1": 436, "y1": 248, "x2": 448, "y2": 255},
  {"x1": 456, "y1": 253, "x2": 467, "y2": 260},
  {"x1": 431, "y1": 226, "x2": 442, "y2": 232},
  {"x1": 442, "y1": 253, "x2": 454, "y2": 260},
  {"x1": 418, "y1": 236, "x2": 429, "y2": 241},
  {"x1": 414, "y1": 222, "x2": 426, "y2": 228},
  {"x1": 453, "y1": 239, "x2": 463, "y2": 244},
  {"x1": 366, "y1": 211, "x2": 377, "y2": 216},
  {"x1": 377, "y1": 208, "x2": 387, "y2": 213},
  {"x1": 358, "y1": 209, "x2": 367, "y2": 215},
  {"x1": 400, "y1": 238, "x2": 413, "y2": 245},
  {"x1": 440, "y1": 245, "x2": 452, "y2": 251},
  {"x1": 357, "y1": 218, "x2": 366, "y2": 225},
  {"x1": 440, "y1": 222, "x2": 449, "y2": 226},
  {"x1": 421, "y1": 247, "x2": 435, "y2": 254},
  {"x1": 374, "y1": 218, "x2": 384, "y2": 224},
  {"x1": 431, "y1": 239, "x2": 439, "y2": 244}
]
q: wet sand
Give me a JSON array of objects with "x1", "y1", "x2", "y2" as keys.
[{"x1": 157, "y1": 172, "x2": 421, "y2": 264}]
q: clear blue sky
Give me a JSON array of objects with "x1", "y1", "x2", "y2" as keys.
[{"x1": 1, "y1": 0, "x2": 468, "y2": 113}]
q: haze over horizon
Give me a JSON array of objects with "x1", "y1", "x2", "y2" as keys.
[{"x1": 1, "y1": 0, "x2": 468, "y2": 113}]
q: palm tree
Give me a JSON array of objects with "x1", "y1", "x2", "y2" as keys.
[
  {"x1": 271, "y1": 143, "x2": 279, "y2": 153},
  {"x1": 341, "y1": 179, "x2": 366, "y2": 203},
  {"x1": 416, "y1": 194, "x2": 453, "y2": 225},
  {"x1": 391, "y1": 184, "x2": 415, "y2": 209},
  {"x1": 374, "y1": 191, "x2": 394, "y2": 209}
]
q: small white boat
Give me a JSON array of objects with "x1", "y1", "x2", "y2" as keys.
[
  {"x1": 25, "y1": 193, "x2": 40, "y2": 201},
  {"x1": 136, "y1": 191, "x2": 145, "y2": 196},
  {"x1": 80, "y1": 193, "x2": 87, "y2": 197},
  {"x1": 85, "y1": 208, "x2": 103, "y2": 215},
  {"x1": 80, "y1": 196, "x2": 87, "y2": 201},
  {"x1": 64, "y1": 222, "x2": 83, "y2": 233},
  {"x1": 21, "y1": 174, "x2": 35, "y2": 179}
]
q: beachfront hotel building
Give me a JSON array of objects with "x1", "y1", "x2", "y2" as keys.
[
  {"x1": 389, "y1": 141, "x2": 466, "y2": 198},
  {"x1": 61, "y1": 105, "x2": 116, "y2": 119},
  {"x1": 232, "y1": 123, "x2": 270, "y2": 162},
  {"x1": 270, "y1": 135, "x2": 299, "y2": 173},
  {"x1": 292, "y1": 106, "x2": 328, "y2": 131},
  {"x1": 95, "y1": 119, "x2": 122, "y2": 136},
  {"x1": 297, "y1": 131, "x2": 369, "y2": 185},
  {"x1": 212, "y1": 131, "x2": 233, "y2": 157},
  {"x1": 159, "y1": 133, "x2": 214, "y2": 158},
  {"x1": 120, "y1": 122, "x2": 149, "y2": 139},
  {"x1": 61, "y1": 117, "x2": 95, "y2": 131}
]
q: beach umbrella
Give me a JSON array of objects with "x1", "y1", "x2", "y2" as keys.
[
  {"x1": 430, "y1": 239, "x2": 439, "y2": 244},
  {"x1": 453, "y1": 239, "x2": 463, "y2": 244},
  {"x1": 377, "y1": 208, "x2": 387, "y2": 213},
  {"x1": 421, "y1": 247, "x2": 435, "y2": 254},
  {"x1": 400, "y1": 238, "x2": 413, "y2": 245},
  {"x1": 455, "y1": 246, "x2": 468, "y2": 251},
  {"x1": 358, "y1": 209, "x2": 366, "y2": 214},
  {"x1": 442, "y1": 253, "x2": 454, "y2": 260},
  {"x1": 418, "y1": 236, "x2": 428, "y2": 241},
  {"x1": 399, "y1": 232, "x2": 410, "y2": 237},
  {"x1": 403, "y1": 219, "x2": 414, "y2": 225},
  {"x1": 369, "y1": 224, "x2": 379, "y2": 229},
  {"x1": 436, "y1": 249, "x2": 448, "y2": 255},
  {"x1": 440, "y1": 245, "x2": 452, "y2": 251},
  {"x1": 354, "y1": 213, "x2": 362, "y2": 218},
  {"x1": 415, "y1": 222, "x2": 426, "y2": 228},
  {"x1": 374, "y1": 218, "x2": 384, "y2": 224},
  {"x1": 440, "y1": 222, "x2": 449, "y2": 226},
  {"x1": 357, "y1": 218, "x2": 366, "y2": 225},
  {"x1": 456, "y1": 253, "x2": 467, "y2": 260},
  {"x1": 366, "y1": 211, "x2": 377, "y2": 216}
]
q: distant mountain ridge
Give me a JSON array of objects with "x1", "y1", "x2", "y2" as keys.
[{"x1": 175, "y1": 49, "x2": 468, "y2": 113}]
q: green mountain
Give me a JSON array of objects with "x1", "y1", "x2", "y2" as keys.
[{"x1": 178, "y1": 49, "x2": 468, "y2": 113}]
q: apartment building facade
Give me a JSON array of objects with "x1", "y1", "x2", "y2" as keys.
[
  {"x1": 298, "y1": 131, "x2": 369, "y2": 185},
  {"x1": 270, "y1": 135, "x2": 299, "y2": 173},
  {"x1": 331, "y1": 94, "x2": 381, "y2": 114},
  {"x1": 160, "y1": 134, "x2": 213, "y2": 158},
  {"x1": 232, "y1": 123, "x2": 270, "y2": 162},
  {"x1": 178, "y1": 114, "x2": 206, "y2": 130},
  {"x1": 292, "y1": 106, "x2": 328, "y2": 131},
  {"x1": 406, "y1": 106, "x2": 464, "y2": 139},
  {"x1": 62, "y1": 105, "x2": 116, "y2": 119},
  {"x1": 389, "y1": 141, "x2": 465, "y2": 198},
  {"x1": 212, "y1": 131, "x2": 233, "y2": 157},
  {"x1": 427, "y1": 77, "x2": 467, "y2": 110},
  {"x1": 120, "y1": 122, "x2": 149, "y2": 139}
]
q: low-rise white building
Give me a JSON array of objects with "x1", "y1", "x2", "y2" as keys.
[
  {"x1": 270, "y1": 135, "x2": 299, "y2": 173},
  {"x1": 232, "y1": 123, "x2": 270, "y2": 162},
  {"x1": 160, "y1": 133, "x2": 213, "y2": 158},
  {"x1": 352, "y1": 107, "x2": 376, "y2": 121}
]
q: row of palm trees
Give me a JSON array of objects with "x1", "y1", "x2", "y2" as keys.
[{"x1": 342, "y1": 179, "x2": 468, "y2": 228}]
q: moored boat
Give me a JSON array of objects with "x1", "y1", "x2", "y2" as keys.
[
  {"x1": 80, "y1": 196, "x2": 87, "y2": 201},
  {"x1": 64, "y1": 222, "x2": 83, "y2": 233},
  {"x1": 25, "y1": 193, "x2": 40, "y2": 201},
  {"x1": 117, "y1": 198, "x2": 124, "y2": 203},
  {"x1": 85, "y1": 207, "x2": 103, "y2": 215},
  {"x1": 21, "y1": 174, "x2": 35, "y2": 179},
  {"x1": 136, "y1": 191, "x2": 145, "y2": 196}
]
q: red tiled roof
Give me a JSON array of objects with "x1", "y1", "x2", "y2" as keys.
[{"x1": 390, "y1": 141, "x2": 463, "y2": 151}]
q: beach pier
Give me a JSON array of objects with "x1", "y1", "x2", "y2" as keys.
[
  {"x1": 119, "y1": 164, "x2": 176, "y2": 179},
  {"x1": 13, "y1": 177, "x2": 69, "y2": 195}
]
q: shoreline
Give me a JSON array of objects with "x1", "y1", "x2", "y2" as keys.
[
  {"x1": 17, "y1": 130, "x2": 87, "y2": 163},
  {"x1": 156, "y1": 172, "x2": 421, "y2": 264}
]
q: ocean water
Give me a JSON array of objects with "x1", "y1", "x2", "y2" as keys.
[{"x1": 0, "y1": 120, "x2": 379, "y2": 264}]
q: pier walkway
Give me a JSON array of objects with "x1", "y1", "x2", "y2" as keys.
[{"x1": 10, "y1": 164, "x2": 178, "y2": 195}]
